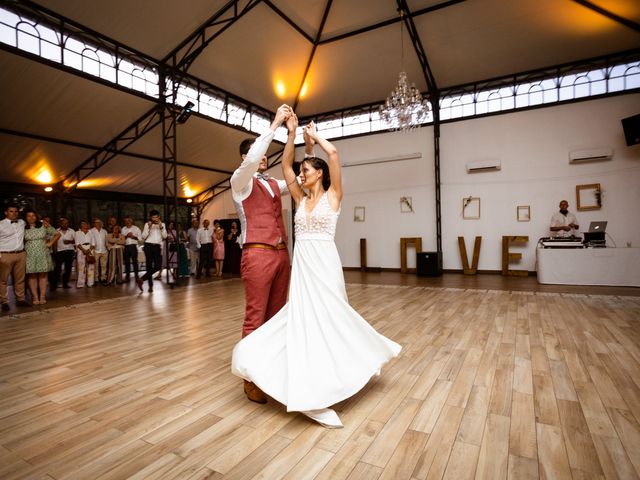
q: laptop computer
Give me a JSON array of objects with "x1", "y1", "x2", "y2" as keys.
[
  {"x1": 588, "y1": 221, "x2": 607, "y2": 233},
  {"x1": 584, "y1": 221, "x2": 607, "y2": 245}
]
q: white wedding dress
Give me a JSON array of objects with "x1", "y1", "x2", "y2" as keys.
[{"x1": 231, "y1": 192, "x2": 402, "y2": 427}]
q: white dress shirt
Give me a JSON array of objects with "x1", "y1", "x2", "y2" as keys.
[
  {"x1": 121, "y1": 225, "x2": 142, "y2": 246},
  {"x1": 197, "y1": 227, "x2": 213, "y2": 245},
  {"x1": 74, "y1": 230, "x2": 94, "y2": 252},
  {"x1": 0, "y1": 218, "x2": 25, "y2": 252},
  {"x1": 550, "y1": 211, "x2": 579, "y2": 238},
  {"x1": 141, "y1": 222, "x2": 167, "y2": 244},
  {"x1": 56, "y1": 228, "x2": 76, "y2": 252},
  {"x1": 90, "y1": 227, "x2": 108, "y2": 253}
]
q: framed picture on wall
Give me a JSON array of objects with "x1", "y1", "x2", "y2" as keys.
[
  {"x1": 400, "y1": 196, "x2": 413, "y2": 213},
  {"x1": 517, "y1": 205, "x2": 531, "y2": 222},
  {"x1": 462, "y1": 196, "x2": 480, "y2": 219},
  {"x1": 576, "y1": 183, "x2": 602, "y2": 211},
  {"x1": 354, "y1": 206, "x2": 365, "y2": 222}
]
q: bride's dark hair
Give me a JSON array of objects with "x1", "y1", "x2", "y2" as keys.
[{"x1": 302, "y1": 157, "x2": 331, "y2": 191}]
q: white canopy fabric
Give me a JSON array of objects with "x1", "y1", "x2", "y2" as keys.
[{"x1": 2, "y1": 0, "x2": 638, "y2": 196}]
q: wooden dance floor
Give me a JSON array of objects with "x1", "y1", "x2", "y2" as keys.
[{"x1": 1, "y1": 279, "x2": 640, "y2": 479}]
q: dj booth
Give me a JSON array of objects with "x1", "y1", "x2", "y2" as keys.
[{"x1": 537, "y1": 243, "x2": 640, "y2": 287}]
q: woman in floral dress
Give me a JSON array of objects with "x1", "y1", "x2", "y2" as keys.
[{"x1": 24, "y1": 209, "x2": 60, "y2": 305}]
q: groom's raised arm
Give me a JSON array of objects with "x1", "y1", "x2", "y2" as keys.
[{"x1": 230, "y1": 131, "x2": 275, "y2": 195}]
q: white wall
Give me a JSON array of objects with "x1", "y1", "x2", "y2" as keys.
[
  {"x1": 440, "y1": 94, "x2": 640, "y2": 271},
  {"x1": 202, "y1": 94, "x2": 640, "y2": 271}
]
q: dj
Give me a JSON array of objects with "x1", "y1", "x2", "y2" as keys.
[{"x1": 550, "y1": 200, "x2": 579, "y2": 238}]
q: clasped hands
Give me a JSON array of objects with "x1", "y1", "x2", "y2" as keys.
[{"x1": 274, "y1": 104, "x2": 317, "y2": 145}]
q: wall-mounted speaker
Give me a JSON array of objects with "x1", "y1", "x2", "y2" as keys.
[{"x1": 621, "y1": 113, "x2": 640, "y2": 147}]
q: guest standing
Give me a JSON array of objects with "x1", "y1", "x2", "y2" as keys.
[
  {"x1": 225, "y1": 221, "x2": 241, "y2": 275},
  {"x1": 0, "y1": 204, "x2": 30, "y2": 310},
  {"x1": 213, "y1": 226, "x2": 225, "y2": 277},
  {"x1": 136, "y1": 210, "x2": 167, "y2": 292},
  {"x1": 24, "y1": 209, "x2": 60, "y2": 305},
  {"x1": 75, "y1": 221, "x2": 95, "y2": 288},
  {"x1": 164, "y1": 221, "x2": 178, "y2": 277},
  {"x1": 176, "y1": 223, "x2": 190, "y2": 277},
  {"x1": 106, "y1": 215, "x2": 118, "y2": 233},
  {"x1": 107, "y1": 225, "x2": 126, "y2": 284},
  {"x1": 196, "y1": 219, "x2": 213, "y2": 279},
  {"x1": 121, "y1": 216, "x2": 141, "y2": 282},
  {"x1": 90, "y1": 218, "x2": 108, "y2": 285},
  {"x1": 187, "y1": 219, "x2": 200, "y2": 276},
  {"x1": 51, "y1": 217, "x2": 75, "y2": 290}
]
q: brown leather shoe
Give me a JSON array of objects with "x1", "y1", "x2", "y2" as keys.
[{"x1": 244, "y1": 380, "x2": 267, "y2": 404}]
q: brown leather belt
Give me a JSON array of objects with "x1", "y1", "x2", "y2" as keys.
[
  {"x1": 244, "y1": 242, "x2": 287, "y2": 251},
  {"x1": 0, "y1": 249, "x2": 24, "y2": 254}
]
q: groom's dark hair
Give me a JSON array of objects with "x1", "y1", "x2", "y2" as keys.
[
  {"x1": 239, "y1": 138, "x2": 255, "y2": 157},
  {"x1": 302, "y1": 157, "x2": 331, "y2": 191}
]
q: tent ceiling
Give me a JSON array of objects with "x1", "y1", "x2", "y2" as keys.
[
  {"x1": 2, "y1": 0, "x2": 639, "y2": 195},
  {"x1": 0, "y1": 133, "x2": 90, "y2": 186},
  {"x1": 0, "y1": 50, "x2": 155, "y2": 146},
  {"x1": 88, "y1": 155, "x2": 230, "y2": 197},
  {"x1": 188, "y1": 3, "x2": 314, "y2": 110}
]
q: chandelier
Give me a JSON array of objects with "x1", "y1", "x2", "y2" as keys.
[{"x1": 380, "y1": 11, "x2": 430, "y2": 131}]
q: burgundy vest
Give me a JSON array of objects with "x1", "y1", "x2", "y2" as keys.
[{"x1": 242, "y1": 177, "x2": 288, "y2": 246}]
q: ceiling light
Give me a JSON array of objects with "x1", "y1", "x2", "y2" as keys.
[
  {"x1": 380, "y1": 11, "x2": 430, "y2": 132},
  {"x1": 44, "y1": 186, "x2": 53, "y2": 192},
  {"x1": 186, "y1": 198, "x2": 193, "y2": 203}
]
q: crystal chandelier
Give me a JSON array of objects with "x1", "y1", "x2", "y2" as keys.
[{"x1": 380, "y1": 11, "x2": 430, "y2": 131}]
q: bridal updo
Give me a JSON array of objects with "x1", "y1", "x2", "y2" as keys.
[{"x1": 302, "y1": 157, "x2": 331, "y2": 191}]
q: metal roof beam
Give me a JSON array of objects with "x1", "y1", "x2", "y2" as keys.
[
  {"x1": 571, "y1": 0, "x2": 640, "y2": 33},
  {"x1": 318, "y1": 0, "x2": 467, "y2": 45},
  {"x1": 397, "y1": 0, "x2": 438, "y2": 94},
  {"x1": 292, "y1": 0, "x2": 333, "y2": 111}
]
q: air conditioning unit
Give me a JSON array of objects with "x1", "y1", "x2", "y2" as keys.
[
  {"x1": 569, "y1": 148, "x2": 613, "y2": 164},
  {"x1": 466, "y1": 159, "x2": 501, "y2": 173}
]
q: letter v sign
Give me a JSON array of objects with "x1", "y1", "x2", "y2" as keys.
[{"x1": 458, "y1": 236, "x2": 482, "y2": 274}]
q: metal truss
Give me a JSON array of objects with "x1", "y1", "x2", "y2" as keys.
[
  {"x1": 163, "y1": 0, "x2": 262, "y2": 72},
  {"x1": 160, "y1": 67, "x2": 179, "y2": 285},
  {"x1": 59, "y1": 107, "x2": 162, "y2": 193}
]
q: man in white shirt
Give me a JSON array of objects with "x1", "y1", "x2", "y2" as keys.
[
  {"x1": 0, "y1": 204, "x2": 30, "y2": 310},
  {"x1": 121, "y1": 216, "x2": 142, "y2": 282},
  {"x1": 187, "y1": 219, "x2": 200, "y2": 276},
  {"x1": 196, "y1": 219, "x2": 213, "y2": 279},
  {"x1": 137, "y1": 209, "x2": 167, "y2": 292},
  {"x1": 550, "y1": 200, "x2": 580, "y2": 238},
  {"x1": 51, "y1": 217, "x2": 75, "y2": 290},
  {"x1": 90, "y1": 218, "x2": 108, "y2": 284}
]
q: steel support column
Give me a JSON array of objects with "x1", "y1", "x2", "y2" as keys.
[{"x1": 160, "y1": 68, "x2": 179, "y2": 285}]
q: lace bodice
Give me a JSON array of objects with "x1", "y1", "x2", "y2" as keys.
[{"x1": 294, "y1": 193, "x2": 340, "y2": 241}]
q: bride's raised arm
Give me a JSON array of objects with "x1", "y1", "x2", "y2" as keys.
[
  {"x1": 306, "y1": 122, "x2": 342, "y2": 205},
  {"x1": 283, "y1": 113, "x2": 304, "y2": 205}
]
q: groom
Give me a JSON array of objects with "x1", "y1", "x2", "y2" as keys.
[{"x1": 231, "y1": 104, "x2": 292, "y2": 404}]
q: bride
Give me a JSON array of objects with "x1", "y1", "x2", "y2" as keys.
[{"x1": 231, "y1": 110, "x2": 401, "y2": 428}]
